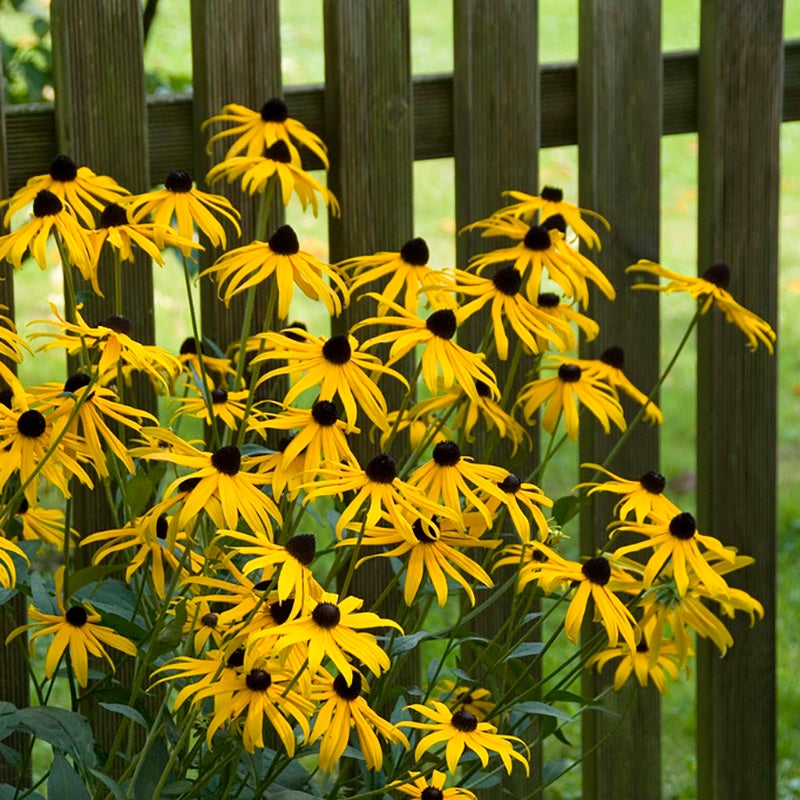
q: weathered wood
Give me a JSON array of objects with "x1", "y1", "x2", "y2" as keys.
[
  {"x1": 696, "y1": 3, "x2": 781, "y2": 799},
  {"x1": 453, "y1": 2, "x2": 540, "y2": 796},
  {"x1": 577, "y1": 3, "x2": 663, "y2": 799},
  {"x1": 190, "y1": 0, "x2": 282, "y2": 351}
]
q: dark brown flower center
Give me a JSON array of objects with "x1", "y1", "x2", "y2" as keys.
[
  {"x1": 450, "y1": 710, "x2": 478, "y2": 732},
  {"x1": 669, "y1": 512, "x2": 696, "y2": 540},
  {"x1": 599, "y1": 346, "x2": 625, "y2": 369},
  {"x1": 210, "y1": 445, "x2": 241, "y2": 475},
  {"x1": 538, "y1": 292, "x2": 560, "y2": 308},
  {"x1": 179, "y1": 476, "x2": 201, "y2": 493},
  {"x1": 492, "y1": 265, "x2": 522, "y2": 296},
  {"x1": 269, "y1": 224, "x2": 300, "y2": 255},
  {"x1": 523, "y1": 224, "x2": 552, "y2": 251},
  {"x1": 582, "y1": 556, "x2": 611, "y2": 586},
  {"x1": 311, "y1": 399, "x2": 338, "y2": 426},
  {"x1": 412, "y1": 516, "x2": 440, "y2": 543},
  {"x1": 322, "y1": 335, "x2": 352, "y2": 364},
  {"x1": 98, "y1": 203, "x2": 129, "y2": 228},
  {"x1": 210, "y1": 388, "x2": 228, "y2": 404},
  {"x1": 270, "y1": 599, "x2": 294, "y2": 625},
  {"x1": 498, "y1": 473, "x2": 521, "y2": 494},
  {"x1": 100, "y1": 315, "x2": 132, "y2": 336},
  {"x1": 542, "y1": 213, "x2": 567, "y2": 233},
  {"x1": 226, "y1": 647, "x2": 245, "y2": 668},
  {"x1": 475, "y1": 380, "x2": 492, "y2": 398},
  {"x1": 426, "y1": 309, "x2": 457, "y2": 340},
  {"x1": 65, "y1": 606, "x2": 88, "y2": 627},
  {"x1": 558, "y1": 364, "x2": 582, "y2": 383},
  {"x1": 432, "y1": 441, "x2": 461, "y2": 467},
  {"x1": 421, "y1": 787, "x2": 444, "y2": 800},
  {"x1": 179, "y1": 337, "x2": 202, "y2": 355},
  {"x1": 245, "y1": 669, "x2": 272, "y2": 692},
  {"x1": 541, "y1": 186, "x2": 564, "y2": 202},
  {"x1": 63, "y1": 372, "x2": 91, "y2": 394},
  {"x1": 17, "y1": 410, "x2": 46, "y2": 438},
  {"x1": 312, "y1": 602, "x2": 341, "y2": 629},
  {"x1": 283, "y1": 322, "x2": 308, "y2": 341},
  {"x1": 285, "y1": 533, "x2": 316, "y2": 565},
  {"x1": 265, "y1": 140, "x2": 292, "y2": 163},
  {"x1": 702, "y1": 262, "x2": 731, "y2": 289},
  {"x1": 333, "y1": 672, "x2": 362, "y2": 701},
  {"x1": 365, "y1": 453, "x2": 397, "y2": 483},
  {"x1": 261, "y1": 97, "x2": 289, "y2": 122},
  {"x1": 156, "y1": 515, "x2": 168, "y2": 540},
  {"x1": 165, "y1": 170, "x2": 193, "y2": 192},
  {"x1": 639, "y1": 471, "x2": 666, "y2": 494},
  {"x1": 32, "y1": 190, "x2": 63, "y2": 217},
  {"x1": 400, "y1": 237, "x2": 429, "y2": 266},
  {"x1": 0, "y1": 389, "x2": 13, "y2": 409},
  {"x1": 49, "y1": 155, "x2": 78, "y2": 182},
  {"x1": 201, "y1": 612, "x2": 218, "y2": 628}
]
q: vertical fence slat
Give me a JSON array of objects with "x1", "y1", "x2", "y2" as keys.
[
  {"x1": 696, "y1": 3, "x2": 781, "y2": 799},
  {"x1": 453, "y1": 2, "x2": 539, "y2": 795},
  {"x1": 190, "y1": 0, "x2": 282, "y2": 350},
  {"x1": 577, "y1": 3, "x2": 663, "y2": 799}
]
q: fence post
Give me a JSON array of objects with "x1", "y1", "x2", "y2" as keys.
[
  {"x1": 453, "y1": 2, "x2": 540, "y2": 795},
  {"x1": 696, "y1": 3, "x2": 781, "y2": 799},
  {"x1": 190, "y1": 0, "x2": 282, "y2": 350},
  {"x1": 576, "y1": 3, "x2": 663, "y2": 799}
]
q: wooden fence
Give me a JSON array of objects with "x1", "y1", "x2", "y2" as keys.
[{"x1": 0, "y1": 1, "x2": 794, "y2": 797}]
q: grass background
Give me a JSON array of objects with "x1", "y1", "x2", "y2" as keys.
[{"x1": 1, "y1": 1, "x2": 798, "y2": 798}]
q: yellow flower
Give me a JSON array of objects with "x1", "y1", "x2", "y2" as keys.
[
  {"x1": 438, "y1": 681, "x2": 496, "y2": 721},
  {"x1": 202, "y1": 224, "x2": 348, "y2": 319},
  {"x1": 400, "y1": 701, "x2": 529, "y2": 775},
  {"x1": 393, "y1": 769, "x2": 477, "y2": 800},
  {"x1": 517, "y1": 357, "x2": 626, "y2": 441},
  {"x1": 0, "y1": 536, "x2": 28, "y2": 589},
  {"x1": 203, "y1": 97, "x2": 329, "y2": 167},
  {"x1": 125, "y1": 169, "x2": 241, "y2": 255},
  {"x1": 1, "y1": 154, "x2": 129, "y2": 229},
  {"x1": 14, "y1": 500, "x2": 71, "y2": 548},
  {"x1": 170, "y1": 385, "x2": 254, "y2": 432},
  {"x1": 309, "y1": 671, "x2": 409, "y2": 771},
  {"x1": 627, "y1": 260, "x2": 776, "y2": 353},
  {"x1": 535, "y1": 291, "x2": 600, "y2": 350}
]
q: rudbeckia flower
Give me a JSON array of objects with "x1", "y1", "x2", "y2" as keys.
[
  {"x1": 535, "y1": 291, "x2": 600, "y2": 350},
  {"x1": 7, "y1": 567, "x2": 137, "y2": 687},
  {"x1": 266, "y1": 592, "x2": 402, "y2": 684},
  {"x1": 0, "y1": 190, "x2": 93, "y2": 279},
  {"x1": 400, "y1": 701, "x2": 529, "y2": 775},
  {"x1": 438, "y1": 681, "x2": 496, "y2": 721},
  {"x1": 501, "y1": 186, "x2": 610, "y2": 249},
  {"x1": 177, "y1": 337, "x2": 237, "y2": 389},
  {"x1": 393, "y1": 769, "x2": 477, "y2": 800},
  {"x1": 252, "y1": 329, "x2": 406, "y2": 431},
  {"x1": 0, "y1": 306, "x2": 32, "y2": 396},
  {"x1": 170, "y1": 385, "x2": 254, "y2": 432},
  {"x1": 609, "y1": 511, "x2": 735, "y2": 598},
  {"x1": 14, "y1": 499, "x2": 71, "y2": 547},
  {"x1": 207, "y1": 142, "x2": 339, "y2": 216},
  {"x1": 570, "y1": 345, "x2": 663, "y2": 424},
  {"x1": 575, "y1": 463, "x2": 681, "y2": 523},
  {"x1": 126, "y1": 169, "x2": 241, "y2": 255},
  {"x1": 451, "y1": 265, "x2": 569, "y2": 358},
  {"x1": 181, "y1": 597, "x2": 228, "y2": 653},
  {"x1": 0, "y1": 536, "x2": 27, "y2": 589},
  {"x1": 1, "y1": 154, "x2": 129, "y2": 229},
  {"x1": 627, "y1": 260, "x2": 776, "y2": 353},
  {"x1": 341, "y1": 237, "x2": 456, "y2": 313},
  {"x1": 201, "y1": 224, "x2": 348, "y2": 319},
  {"x1": 309, "y1": 671, "x2": 409, "y2": 771},
  {"x1": 356, "y1": 299, "x2": 500, "y2": 404},
  {"x1": 203, "y1": 97, "x2": 330, "y2": 167},
  {"x1": 516, "y1": 357, "x2": 626, "y2": 441},
  {"x1": 304, "y1": 453, "x2": 456, "y2": 540}
]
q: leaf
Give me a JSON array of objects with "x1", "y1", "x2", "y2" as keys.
[
  {"x1": 125, "y1": 471, "x2": 159, "y2": 518},
  {"x1": 133, "y1": 734, "x2": 169, "y2": 800},
  {"x1": 505, "y1": 642, "x2": 545, "y2": 660},
  {"x1": 16, "y1": 706, "x2": 97, "y2": 768},
  {"x1": 542, "y1": 758, "x2": 572, "y2": 785},
  {"x1": 513, "y1": 700, "x2": 574, "y2": 723},
  {"x1": 0, "y1": 784, "x2": 44, "y2": 800},
  {"x1": 98, "y1": 702, "x2": 148, "y2": 728},
  {"x1": 48, "y1": 752, "x2": 91, "y2": 800},
  {"x1": 68, "y1": 563, "x2": 126, "y2": 595},
  {"x1": 0, "y1": 702, "x2": 19, "y2": 741},
  {"x1": 89, "y1": 770, "x2": 125, "y2": 800},
  {"x1": 552, "y1": 494, "x2": 580, "y2": 526},
  {"x1": 390, "y1": 631, "x2": 429, "y2": 655},
  {"x1": 30, "y1": 571, "x2": 58, "y2": 616},
  {"x1": 0, "y1": 587, "x2": 17, "y2": 606},
  {"x1": 0, "y1": 742, "x2": 21, "y2": 769}
]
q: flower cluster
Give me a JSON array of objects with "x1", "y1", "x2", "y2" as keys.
[{"x1": 0, "y1": 97, "x2": 771, "y2": 798}]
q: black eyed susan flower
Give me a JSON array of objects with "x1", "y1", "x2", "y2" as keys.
[
  {"x1": 0, "y1": 190, "x2": 94, "y2": 279},
  {"x1": 609, "y1": 511, "x2": 735, "y2": 598},
  {"x1": 393, "y1": 769, "x2": 478, "y2": 800},
  {"x1": 508, "y1": 541, "x2": 640, "y2": 652},
  {"x1": 0, "y1": 306, "x2": 33, "y2": 395},
  {"x1": 344, "y1": 515, "x2": 499, "y2": 606},
  {"x1": 450, "y1": 266, "x2": 569, "y2": 358},
  {"x1": 0, "y1": 535, "x2": 28, "y2": 589},
  {"x1": 408, "y1": 441, "x2": 510, "y2": 530},
  {"x1": 266, "y1": 592, "x2": 402, "y2": 684},
  {"x1": 206, "y1": 141, "x2": 339, "y2": 216},
  {"x1": 125, "y1": 169, "x2": 241, "y2": 255},
  {"x1": 516, "y1": 357, "x2": 626, "y2": 441},
  {"x1": 203, "y1": 97, "x2": 330, "y2": 167},
  {"x1": 341, "y1": 237, "x2": 456, "y2": 313},
  {"x1": 14, "y1": 499, "x2": 71, "y2": 548},
  {"x1": 355, "y1": 299, "x2": 500, "y2": 404},
  {"x1": 575, "y1": 463, "x2": 681, "y2": 523},
  {"x1": 378, "y1": 407, "x2": 452, "y2": 452},
  {"x1": 181, "y1": 597, "x2": 228, "y2": 653},
  {"x1": 438, "y1": 681, "x2": 496, "y2": 722},
  {"x1": 131, "y1": 431, "x2": 281, "y2": 535},
  {"x1": 170, "y1": 385, "x2": 253, "y2": 431},
  {"x1": 201, "y1": 224, "x2": 348, "y2": 319},
  {"x1": 400, "y1": 701, "x2": 529, "y2": 775},
  {"x1": 7, "y1": 567, "x2": 137, "y2": 687},
  {"x1": 535, "y1": 291, "x2": 600, "y2": 350},
  {"x1": 252, "y1": 329, "x2": 406, "y2": 431},
  {"x1": 304, "y1": 453, "x2": 457, "y2": 540},
  {"x1": 501, "y1": 186, "x2": 610, "y2": 249},
  {"x1": 627, "y1": 260, "x2": 776, "y2": 353},
  {"x1": 177, "y1": 337, "x2": 237, "y2": 389},
  {"x1": 1, "y1": 154, "x2": 129, "y2": 229},
  {"x1": 309, "y1": 671, "x2": 409, "y2": 771}
]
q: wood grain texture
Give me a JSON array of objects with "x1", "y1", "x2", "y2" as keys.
[
  {"x1": 696, "y1": 3, "x2": 781, "y2": 799},
  {"x1": 577, "y1": 3, "x2": 662, "y2": 797}
]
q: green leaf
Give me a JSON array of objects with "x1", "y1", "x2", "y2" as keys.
[
  {"x1": 68, "y1": 563, "x2": 126, "y2": 595},
  {"x1": 48, "y1": 752, "x2": 91, "y2": 800},
  {"x1": 542, "y1": 758, "x2": 572, "y2": 785},
  {"x1": 125, "y1": 471, "x2": 159, "y2": 518},
  {"x1": 0, "y1": 784, "x2": 44, "y2": 800},
  {"x1": 89, "y1": 769, "x2": 126, "y2": 800},
  {"x1": 390, "y1": 631, "x2": 429, "y2": 655},
  {"x1": 16, "y1": 706, "x2": 97, "y2": 768},
  {"x1": 133, "y1": 735, "x2": 169, "y2": 800},
  {"x1": 0, "y1": 702, "x2": 19, "y2": 741},
  {"x1": 30, "y1": 571, "x2": 58, "y2": 616},
  {"x1": 513, "y1": 700, "x2": 574, "y2": 723},
  {"x1": 505, "y1": 642, "x2": 545, "y2": 660},
  {"x1": 552, "y1": 494, "x2": 579, "y2": 526},
  {"x1": 98, "y1": 702, "x2": 147, "y2": 728},
  {"x1": 0, "y1": 587, "x2": 17, "y2": 606},
  {"x1": 0, "y1": 743, "x2": 21, "y2": 769}
]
